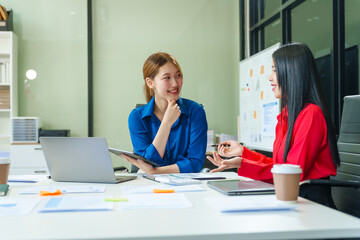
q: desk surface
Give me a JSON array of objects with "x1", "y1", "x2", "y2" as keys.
[{"x1": 2, "y1": 172, "x2": 360, "y2": 240}]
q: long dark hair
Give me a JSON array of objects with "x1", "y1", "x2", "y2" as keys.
[{"x1": 273, "y1": 43, "x2": 340, "y2": 167}]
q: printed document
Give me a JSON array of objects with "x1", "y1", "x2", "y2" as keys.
[
  {"x1": 0, "y1": 198, "x2": 40, "y2": 216},
  {"x1": 117, "y1": 193, "x2": 192, "y2": 209},
  {"x1": 19, "y1": 185, "x2": 106, "y2": 195},
  {"x1": 205, "y1": 195, "x2": 297, "y2": 212},
  {"x1": 120, "y1": 184, "x2": 204, "y2": 194},
  {"x1": 38, "y1": 196, "x2": 113, "y2": 213},
  {"x1": 8, "y1": 175, "x2": 49, "y2": 183}
]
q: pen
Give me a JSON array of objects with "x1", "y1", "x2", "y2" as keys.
[
  {"x1": 207, "y1": 144, "x2": 230, "y2": 148},
  {"x1": 143, "y1": 174, "x2": 156, "y2": 181}
]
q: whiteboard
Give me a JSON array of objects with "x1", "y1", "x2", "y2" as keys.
[{"x1": 239, "y1": 43, "x2": 280, "y2": 152}]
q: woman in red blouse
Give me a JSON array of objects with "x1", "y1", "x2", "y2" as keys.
[{"x1": 207, "y1": 43, "x2": 340, "y2": 208}]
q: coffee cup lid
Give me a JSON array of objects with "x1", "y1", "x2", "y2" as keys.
[
  {"x1": 0, "y1": 157, "x2": 10, "y2": 164},
  {"x1": 271, "y1": 164, "x2": 302, "y2": 174}
]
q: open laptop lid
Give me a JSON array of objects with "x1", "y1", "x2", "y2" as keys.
[{"x1": 40, "y1": 137, "x2": 135, "y2": 184}]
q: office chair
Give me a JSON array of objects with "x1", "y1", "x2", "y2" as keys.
[
  {"x1": 301, "y1": 95, "x2": 360, "y2": 217},
  {"x1": 128, "y1": 104, "x2": 146, "y2": 173}
]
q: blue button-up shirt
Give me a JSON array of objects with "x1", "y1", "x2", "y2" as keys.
[{"x1": 128, "y1": 97, "x2": 208, "y2": 173}]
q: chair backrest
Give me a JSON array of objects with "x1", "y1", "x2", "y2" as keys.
[
  {"x1": 332, "y1": 95, "x2": 360, "y2": 217},
  {"x1": 129, "y1": 104, "x2": 146, "y2": 173}
]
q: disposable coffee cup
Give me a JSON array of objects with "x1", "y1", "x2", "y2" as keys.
[
  {"x1": 0, "y1": 157, "x2": 10, "y2": 184},
  {"x1": 271, "y1": 164, "x2": 302, "y2": 203}
]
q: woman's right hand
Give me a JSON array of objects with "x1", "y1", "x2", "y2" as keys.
[
  {"x1": 218, "y1": 140, "x2": 244, "y2": 157},
  {"x1": 206, "y1": 152, "x2": 242, "y2": 173},
  {"x1": 162, "y1": 99, "x2": 181, "y2": 126}
]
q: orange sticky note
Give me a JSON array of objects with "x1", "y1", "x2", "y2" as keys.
[
  {"x1": 254, "y1": 111, "x2": 257, "y2": 119},
  {"x1": 260, "y1": 65, "x2": 264, "y2": 74},
  {"x1": 153, "y1": 189, "x2": 175, "y2": 193},
  {"x1": 261, "y1": 91, "x2": 264, "y2": 100},
  {"x1": 39, "y1": 189, "x2": 62, "y2": 196},
  {"x1": 250, "y1": 69, "x2": 253, "y2": 77}
]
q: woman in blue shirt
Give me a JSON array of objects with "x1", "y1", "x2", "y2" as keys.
[{"x1": 122, "y1": 52, "x2": 208, "y2": 174}]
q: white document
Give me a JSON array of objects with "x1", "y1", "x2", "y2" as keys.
[
  {"x1": 170, "y1": 173, "x2": 226, "y2": 180},
  {"x1": 19, "y1": 185, "x2": 106, "y2": 195},
  {"x1": 117, "y1": 193, "x2": 192, "y2": 210},
  {"x1": 8, "y1": 175, "x2": 49, "y2": 183},
  {"x1": 120, "y1": 184, "x2": 205, "y2": 194},
  {"x1": 205, "y1": 195, "x2": 297, "y2": 213},
  {"x1": 38, "y1": 196, "x2": 113, "y2": 213},
  {"x1": 0, "y1": 198, "x2": 40, "y2": 216}
]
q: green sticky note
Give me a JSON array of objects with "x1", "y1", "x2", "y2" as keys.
[{"x1": 104, "y1": 197, "x2": 128, "y2": 202}]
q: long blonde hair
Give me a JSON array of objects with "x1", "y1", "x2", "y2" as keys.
[{"x1": 142, "y1": 52, "x2": 183, "y2": 102}]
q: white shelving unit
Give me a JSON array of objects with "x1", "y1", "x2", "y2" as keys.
[{"x1": 0, "y1": 32, "x2": 18, "y2": 151}]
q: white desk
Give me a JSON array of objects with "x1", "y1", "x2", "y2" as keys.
[{"x1": 2, "y1": 172, "x2": 360, "y2": 240}]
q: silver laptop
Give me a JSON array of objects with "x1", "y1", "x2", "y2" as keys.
[{"x1": 39, "y1": 137, "x2": 136, "y2": 184}]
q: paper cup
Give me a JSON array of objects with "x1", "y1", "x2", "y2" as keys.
[
  {"x1": 271, "y1": 164, "x2": 302, "y2": 203},
  {"x1": 0, "y1": 157, "x2": 10, "y2": 184}
]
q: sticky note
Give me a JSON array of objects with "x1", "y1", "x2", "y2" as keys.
[
  {"x1": 260, "y1": 65, "x2": 264, "y2": 74},
  {"x1": 254, "y1": 111, "x2": 257, "y2": 119},
  {"x1": 104, "y1": 198, "x2": 128, "y2": 202},
  {"x1": 39, "y1": 189, "x2": 62, "y2": 196},
  {"x1": 261, "y1": 91, "x2": 264, "y2": 100},
  {"x1": 153, "y1": 189, "x2": 175, "y2": 193},
  {"x1": 250, "y1": 69, "x2": 253, "y2": 77}
]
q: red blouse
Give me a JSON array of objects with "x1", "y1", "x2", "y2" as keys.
[{"x1": 238, "y1": 104, "x2": 337, "y2": 183}]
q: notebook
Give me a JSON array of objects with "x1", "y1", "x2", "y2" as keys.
[
  {"x1": 39, "y1": 137, "x2": 136, "y2": 184},
  {"x1": 207, "y1": 179, "x2": 275, "y2": 195}
]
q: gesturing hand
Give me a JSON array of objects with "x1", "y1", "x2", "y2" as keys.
[
  {"x1": 206, "y1": 152, "x2": 242, "y2": 173},
  {"x1": 217, "y1": 140, "x2": 244, "y2": 158},
  {"x1": 162, "y1": 99, "x2": 181, "y2": 126}
]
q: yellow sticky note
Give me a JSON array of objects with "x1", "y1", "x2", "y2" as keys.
[
  {"x1": 260, "y1": 65, "x2": 264, "y2": 74},
  {"x1": 250, "y1": 69, "x2": 253, "y2": 77}
]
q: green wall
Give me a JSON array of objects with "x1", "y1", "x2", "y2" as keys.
[
  {"x1": 2, "y1": 0, "x2": 240, "y2": 168},
  {"x1": 3, "y1": 0, "x2": 88, "y2": 137}
]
